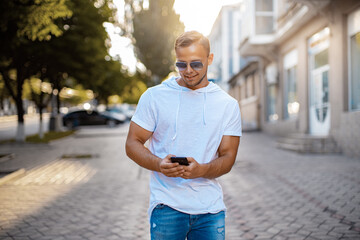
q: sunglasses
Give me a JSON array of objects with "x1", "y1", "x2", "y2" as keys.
[{"x1": 175, "y1": 61, "x2": 204, "y2": 71}]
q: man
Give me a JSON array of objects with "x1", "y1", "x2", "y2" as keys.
[{"x1": 125, "y1": 31, "x2": 242, "y2": 240}]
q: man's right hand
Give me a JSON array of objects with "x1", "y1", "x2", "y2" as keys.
[{"x1": 159, "y1": 154, "x2": 185, "y2": 178}]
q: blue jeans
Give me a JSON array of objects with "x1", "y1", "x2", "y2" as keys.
[{"x1": 150, "y1": 204, "x2": 225, "y2": 240}]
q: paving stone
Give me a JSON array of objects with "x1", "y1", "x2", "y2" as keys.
[{"x1": 1, "y1": 126, "x2": 359, "y2": 240}]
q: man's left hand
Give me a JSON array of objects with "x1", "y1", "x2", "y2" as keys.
[{"x1": 181, "y1": 157, "x2": 207, "y2": 179}]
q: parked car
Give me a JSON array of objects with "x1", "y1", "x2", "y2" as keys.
[
  {"x1": 106, "y1": 104, "x2": 136, "y2": 121},
  {"x1": 62, "y1": 110, "x2": 126, "y2": 129}
]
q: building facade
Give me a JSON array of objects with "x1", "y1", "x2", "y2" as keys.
[
  {"x1": 225, "y1": 0, "x2": 360, "y2": 158},
  {"x1": 208, "y1": 3, "x2": 245, "y2": 92}
]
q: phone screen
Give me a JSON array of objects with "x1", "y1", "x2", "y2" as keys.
[{"x1": 170, "y1": 157, "x2": 189, "y2": 166}]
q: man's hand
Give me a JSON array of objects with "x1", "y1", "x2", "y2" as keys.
[
  {"x1": 181, "y1": 157, "x2": 207, "y2": 179},
  {"x1": 180, "y1": 135, "x2": 240, "y2": 179},
  {"x1": 159, "y1": 154, "x2": 185, "y2": 178}
]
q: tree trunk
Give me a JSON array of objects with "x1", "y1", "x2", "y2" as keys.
[
  {"x1": 0, "y1": 88, "x2": 4, "y2": 114},
  {"x1": 15, "y1": 67, "x2": 26, "y2": 142},
  {"x1": 1, "y1": 66, "x2": 27, "y2": 142},
  {"x1": 54, "y1": 79, "x2": 62, "y2": 132},
  {"x1": 56, "y1": 86, "x2": 61, "y2": 114},
  {"x1": 36, "y1": 80, "x2": 46, "y2": 139},
  {"x1": 38, "y1": 106, "x2": 44, "y2": 139},
  {"x1": 15, "y1": 93, "x2": 25, "y2": 142}
]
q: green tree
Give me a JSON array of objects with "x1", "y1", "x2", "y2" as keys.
[
  {"x1": 0, "y1": 76, "x2": 12, "y2": 114},
  {"x1": 0, "y1": 0, "x2": 72, "y2": 141},
  {"x1": 91, "y1": 58, "x2": 130, "y2": 105},
  {"x1": 31, "y1": 0, "x2": 119, "y2": 132},
  {"x1": 121, "y1": 79, "x2": 147, "y2": 104},
  {"x1": 120, "y1": 67, "x2": 150, "y2": 104},
  {"x1": 124, "y1": 0, "x2": 184, "y2": 85},
  {"x1": 1, "y1": 0, "x2": 127, "y2": 137},
  {"x1": 27, "y1": 77, "x2": 52, "y2": 138}
]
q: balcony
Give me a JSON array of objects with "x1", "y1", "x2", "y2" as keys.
[{"x1": 239, "y1": 0, "x2": 332, "y2": 59}]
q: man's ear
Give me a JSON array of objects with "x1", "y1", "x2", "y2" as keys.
[{"x1": 208, "y1": 53, "x2": 214, "y2": 65}]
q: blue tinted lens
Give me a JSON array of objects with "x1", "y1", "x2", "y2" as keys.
[
  {"x1": 175, "y1": 61, "x2": 203, "y2": 71},
  {"x1": 190, "y1": 61, "x2": 203, "y2": 70},
  {"x1": 175, "y1": 62, "x2": 187, "y2": 70}
]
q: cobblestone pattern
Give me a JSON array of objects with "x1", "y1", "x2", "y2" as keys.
[
  {"x1": 222, "y1": 133, "x2": 360, "y2": 240},
  {"x1": 0, "y1": 125, "x2": 150, "y2": 240},
  {"x1": 334, "y1": 111, "x2": 360, "y2": 158},
  {"x1": 0, "y1": 126, "x2": 359, "y2": 240}
]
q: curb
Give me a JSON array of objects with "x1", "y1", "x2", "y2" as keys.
[{"x1": 0, "y1": 168, "x2": 26, "y2": 186}]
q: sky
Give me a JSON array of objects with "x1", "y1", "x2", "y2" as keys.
[
  {"x1": 173, "y1": 0, "x2": 242, "y2": 35},
  {"x1": 106, "y1": 0, "x2": 242, "y2": 72}
]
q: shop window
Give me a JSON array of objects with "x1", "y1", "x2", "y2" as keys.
[
  {"x1": 283, "y1": 50, "x2": 299, "y2": 119},
  {"x1": 267, "y1": 84, "x2": 278, "y2": 121},
  {"x1": 285, "y1": 66, "x2": 298, "y2": 118},
  {"x1": 349, "y1": 33, "x2": 360, "y2": 111},
  {"x1": 348, "y1": 8, "x2": 360, "y2": 111}
]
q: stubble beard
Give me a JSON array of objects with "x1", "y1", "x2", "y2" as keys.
[{"x1": 181, "y1": 71, "x2": 207, "y2": 89}]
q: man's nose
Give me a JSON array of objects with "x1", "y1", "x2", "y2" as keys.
[{"x1": 185, "y1": 64, "x2": 193, "y2": 73}]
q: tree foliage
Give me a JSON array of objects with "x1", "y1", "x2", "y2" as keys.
[
  {"x1": 18, "y1": 0, "x2": 73, "y2": 41},
  {"x1": 0, "y1": 0, "x2": 73, "y2": 141},
  {"x1": 0, "y1": 0, "x2": 131, "y2": 140},
  {"x1": 33, "y1": 0, "x2": 125, "y2": 102},
  {"x1": 124, "y1": 0, "x2": 184, "y2": 84}
]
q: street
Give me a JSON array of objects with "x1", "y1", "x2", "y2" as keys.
[{"x1": 0, "y1": 124, "x2": 359, "y2": 240}]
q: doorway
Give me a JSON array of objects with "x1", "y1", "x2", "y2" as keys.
[{"x1": 308, "y1": 27, "x2": 330, "y2": 136}]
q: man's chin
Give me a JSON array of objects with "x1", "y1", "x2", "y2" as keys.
[
  {"x1": 181, "y1": 73, "x2": 207, "y2": 89},
  {"x1": 183, "y1": 79, "x2": 198, "y2": 87}
]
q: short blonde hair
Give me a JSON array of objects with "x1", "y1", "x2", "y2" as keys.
[{"x1": 175, "y1": 31, "x2": 210, "y2": 56}]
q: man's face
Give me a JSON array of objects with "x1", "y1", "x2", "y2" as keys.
[{"x1": 175, "y1": 43, "x2": 213, "y2": 90}]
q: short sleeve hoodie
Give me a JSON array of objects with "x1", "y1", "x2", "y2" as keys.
[{"x1": 131, "y1": 76, "x2": 242, "y2": 218}]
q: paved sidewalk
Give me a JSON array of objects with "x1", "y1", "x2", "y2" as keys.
[
  {"x1": 222, "y1": 133, "x2": 360, "y2": 240},
  {"x1": 0, "y1": 125, "x2": 359, "y2": 240},
  {"x1": 0, "y1": 123, "x2": 150, "y2": 240}
]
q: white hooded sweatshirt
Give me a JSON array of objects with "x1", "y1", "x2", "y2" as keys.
[{"x1": 131, "y1": 76, "x2": 242, "y2": 218}]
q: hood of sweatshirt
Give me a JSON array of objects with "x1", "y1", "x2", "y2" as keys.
[{"x1": 161, "y1": 76, "x2": 222, "y2": 141}]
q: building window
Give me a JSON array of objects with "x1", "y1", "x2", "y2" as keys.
[
  {"x1": 241, "y1": 81, "x2": 247, "y2": 100},
  {"x1": 243, "y1": 72, "x2": 256, "y2": 98},
  {"x1": 255, "y1": 0, "x2": 274, "y2": 34},
  {"x1": 285, "y1": 66, "x2": 298, "y2": 118},
  {"x1": 266, "y1": 63, "x2": 278, "y2": 121},
  {"x1": 283, "y1": 49, "x2": 299, "y2": 119},
  {"x1": 267, "y1": 84, "x2": 278, "y2": 121},
  {"x1": 349, "y1": 33, "x2": 360, "y2": 110},
  {"x1": 348, "y1": 8, "x2": 360, "y2": 111},
  {"x1": 246, "y1": 74, "x2": 253, "y2": 97}
]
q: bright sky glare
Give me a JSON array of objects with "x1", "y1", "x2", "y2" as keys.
[
  {"x1": 173, "y1": 0, "x2": 242, "y2": 36},
  {"x1": 106, "y1": 0, "x2": 242, "y2": 72}
]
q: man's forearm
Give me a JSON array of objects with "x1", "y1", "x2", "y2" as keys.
[
  {"x1": 199, "y1": 136, "x2": 239, "y2": 179},
  {"x1": 125, "y1": 139, "x2": 161, "y2": 172},
  {"x1": 200, "y1": 154, "x2": 235, "y2": 179}
]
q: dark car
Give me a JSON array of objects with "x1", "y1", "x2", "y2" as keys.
[
  {"x1": 62, "y1": 110, "x2": 126, "y2": 129},
  {"x1": 106, "y1": 104, "x2": 136, "y2": 121}
]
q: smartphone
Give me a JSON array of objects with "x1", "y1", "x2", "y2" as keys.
[{"x1": 170, "y1": 157, "x2": 189, "y2": 166}]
